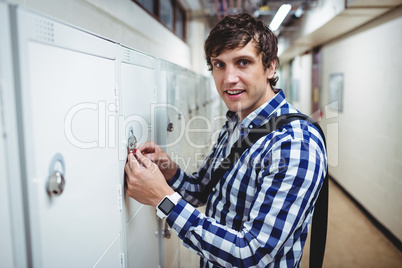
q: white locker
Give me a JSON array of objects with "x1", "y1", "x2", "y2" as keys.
[
  {"x1": 119, "y1": 47, "x2": 160, "y2": 268},
  {"x1": 2, "y1": 3, "x2": 223, "y2": 268},
  {"x1": 0, "y1": 2, "x2": 28, "y2": 267},
  {"x1": 191, "y1": 75, "x2": 209, "y2": 169},
  {"x1": 162, "y1": 61, "x2": 184, "y2": 157},
  {"x1": 0, "y1": 3, "x2": 14, "y2": 266},
  {"x1": 0, "y1": 98, "x2": 15, "y2": 267},
  {"x1": 12, "y1": 6, "x2": 123, "y2": 267},
  {"x1": 201, "y1": 76, "x2": 213, "y2": 153},
  {"x1": 175, "y1": 70, "x2": 194, "y2": 173},
  {"x1": 157, "y1": 60, "x2": 182, "y2": 268}
]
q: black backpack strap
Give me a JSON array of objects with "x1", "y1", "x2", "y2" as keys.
[
  {"x1": 198, "y1": 114, "x2": 278, "y2": 203},
  {"x1": 310, "y1": 169, "x2": 328, "y2": 268},
  {"x1": 278, "y1": 115, "x2": 328, "y2": 268},
  {"x1": 202, "y1": 113, "x2": 328, "y2": 267},
  {"x1": 270, "y1": 114, "x2": 328, "y2": 268}
]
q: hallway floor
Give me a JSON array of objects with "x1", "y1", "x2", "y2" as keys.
[{"x1": 301, "y1": 179, "x2": 402, "y2": 267}]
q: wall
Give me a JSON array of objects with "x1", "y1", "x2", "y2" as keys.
[
  {"x1": 278, "y1": 0, "x2": 345, "y2": 60},
  {"x1": 288, "y1": 54, "x2": 313, "y2": 115},
  {"x1": 187, "y1": 15, "x2": 210, "y2": 75},
  {"x1": 279, "y1": 53, "x2": 312, "y2": 116},
  {"x1": 7, "y1": 0, "x2": 202, "y2": 72},
  {"x1": 320, "y1": 6, "x2": 402, "y2": 240},
  {"x1": 279, "y1": 4, "x2": 402, "y2": 242}
]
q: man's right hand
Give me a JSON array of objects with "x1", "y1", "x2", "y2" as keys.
[{"x1": 136, "y1": 141, "x2": 178, "y2": 182}]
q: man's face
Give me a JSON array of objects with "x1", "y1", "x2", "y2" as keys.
[{"x1": 211, "y1": 41, "x2": 275, "y2": 120}]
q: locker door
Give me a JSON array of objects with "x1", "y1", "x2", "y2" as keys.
[
  {"x1": 158, "y1": 61, "x2": 181, "y2": 268},
  {"x1": 191, "y1": 74, "x2": 208, "y2": 170},
  {"x1": 13, "y1": 7, "x2": 122, "y2": 267},
  {"x1": 164, "y1": 62, "x2": 184, "y2": 157},
  {"x1": 0, "y1": 101, "x2": 14, "y2": 268},
  {"x1": 120, "y1": 47, "x2": 159, "y2": 268},
  {"x1": 0, "y1": 3, "x2": 25, "y2": 267},
  {"x1": 177, "y1": 70, "x2": 197, "y2": 173}
]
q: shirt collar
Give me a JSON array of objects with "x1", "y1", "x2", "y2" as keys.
[
  {"x1": 224, "y1": 110, "x2": 239, "y2": 132},
  {"x1": 241, "y1": 89, "x2": 286, "y2": 129}
]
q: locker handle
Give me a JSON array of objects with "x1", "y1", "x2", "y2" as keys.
[
  {"x1": 47, "y1": 153, "x2": 66, "y2": 197},
  {"x1": 167, "y1": 122, "x2": 174, "y2": 132},
  {"x1": 47, "y1": 171, "x2": 65, "y2": 196}
]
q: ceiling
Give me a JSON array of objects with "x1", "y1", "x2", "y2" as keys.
[
  {"x1": 181, "y1": 0, "x2": 402, "y2": 63},
  {"x1": 183, "y1": 0, "x2": 319, "y2": 37}
]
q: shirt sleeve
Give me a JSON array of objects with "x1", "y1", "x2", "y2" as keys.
[
  {"x1": 166, "y1": 132, "x2": 327, "y2": 267},
  {"x1": 167, "y1": 166, "x2": 208, "y2": 207}
]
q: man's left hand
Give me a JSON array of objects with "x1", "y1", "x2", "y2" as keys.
[{"x1": 125, "y1": 150, "x2": 174, "y2": 208}]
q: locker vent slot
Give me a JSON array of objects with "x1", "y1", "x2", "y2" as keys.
[
  {"x1": 35, "y1": 18, "x2": 54, "y2": 43},
  {"x1": 123, "y1": 49, "x2": 131, "y2": 63}
]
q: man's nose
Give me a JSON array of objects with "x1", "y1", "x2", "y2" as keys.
[{"x1": 224, "y1": 66, "x2": 239, "y2": 84}]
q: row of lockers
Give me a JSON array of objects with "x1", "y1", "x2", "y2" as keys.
[{"x1": 0, "y1": 2, "x2": 223, "y2": 267}]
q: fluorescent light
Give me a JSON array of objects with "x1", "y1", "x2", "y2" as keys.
[
  {"x1": 295, "y1": 6, "x2": 304, "y2": 18},
  {"x1": 269, "y1": 4, "x2": 292, "y2": 31}
]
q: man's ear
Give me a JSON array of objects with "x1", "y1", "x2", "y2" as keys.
[{"x1": 266, "y1": 60, "x2": 276, "y2": 79}]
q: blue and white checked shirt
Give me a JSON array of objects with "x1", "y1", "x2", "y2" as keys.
[{"x1": 167, "y1": 90, "x2": 327, "y2": 267}]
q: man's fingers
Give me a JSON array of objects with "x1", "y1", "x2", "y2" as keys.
[
  {"x1": 137, "y1": 141, "x2": 157, "y2": 154},
  {"x1": 136, "y1": 151, "x2": 160, "y2": 174},
  {"x1": 124, "y1": 161, "x2": 130, "y2": 174},
  {"x1": 127, "y1": 153, "x2": 142, "y2": 170},
  {"x1": 136, "y1": 150, "x2": 153, "y2": 169},
  {"x1": 146, "y1": 153, "x2": 156, "y2": 162}
]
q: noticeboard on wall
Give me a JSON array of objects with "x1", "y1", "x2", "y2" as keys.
[{"x1": 329, "y1": 73, "x2": 344, "y2": 112}]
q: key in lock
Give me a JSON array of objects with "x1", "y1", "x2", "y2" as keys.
[
  {"x1": 127, "y1": 129, "x2": 137, "y2": 154},
  {"x1": 47, "y1": 153, "x2": 66, "y2": 197}
]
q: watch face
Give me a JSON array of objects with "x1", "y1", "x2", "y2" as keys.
[{"x1": 158, "y1": 198, "x2": 175, "y2": 215}]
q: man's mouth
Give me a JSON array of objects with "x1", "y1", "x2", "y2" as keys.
[{"x1": 226, "y1": 90, "x2": 245, "y2": 95}]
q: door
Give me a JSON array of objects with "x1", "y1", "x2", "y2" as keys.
[
  {"x1": 13, "y1": 7, "x2": 123, "y2": 267},
  {"x1": 311, "y1": 47, "x2": 322, "y2": 121},
  {"x1": 120, "y1": 47, "x2": 160, "y2": 268},
  {"x1": 158, "y1": 61, "x2": 182, "y2": 268},
  {"x1": 0, "y1": 3, "x2": 27, "y2": 267}
]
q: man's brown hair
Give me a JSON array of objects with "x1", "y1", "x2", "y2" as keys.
[{"x1": 204, "y1": 13, "x2": 280, "y2": 87}]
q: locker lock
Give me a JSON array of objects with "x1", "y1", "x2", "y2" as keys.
[
  {"x1": 47, "y1": 153, "x2": 66, "y2": 197},
  {"x1": 127, "y1": 129, "x2": 137, "y2": 154},
  {"x1": 47, "y1": 171, "x2": 65, "y2": 196},
  {"x1": 167, "y1": 122, "x2": 174, "y2": 132}
]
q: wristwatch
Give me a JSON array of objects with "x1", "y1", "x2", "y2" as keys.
[{"x1": 156, "y1": 192, "x2": 181, "y2": 219}]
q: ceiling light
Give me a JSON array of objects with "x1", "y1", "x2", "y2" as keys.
[
  {"x1": 295, "y1": 6, "x2": 304, "y2": 18},
  {"x1": 269, "y1": 4, "x2": 292, "y2": 31}
]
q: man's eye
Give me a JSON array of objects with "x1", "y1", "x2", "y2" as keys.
[
  {"x1": 239, "y1": 60, "x2": 250, "y2": 66},
  {"x1": 214, "y1": 62, "x2": 224, "y2": 68}
]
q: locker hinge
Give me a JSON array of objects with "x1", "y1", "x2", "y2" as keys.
[
  {"x1": 117, "y1": 184, "x2": 122, "y2": 212},
  {"x1": 120, "y1": 253, "x2": 125, "y2": 268}
]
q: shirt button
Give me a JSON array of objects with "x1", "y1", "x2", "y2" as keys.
[
  {"x1": 212, "y1": 187, "x2": 216, "y2": 192},
  {"x1": 249, "y1": 125, "x2": 254, "y2": 129}
]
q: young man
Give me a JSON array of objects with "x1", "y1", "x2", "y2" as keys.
[{"x1": 125, "y1": 13, "x2": 327, "y2": 267}]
